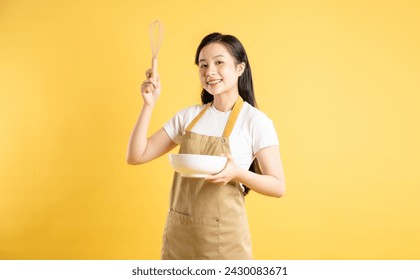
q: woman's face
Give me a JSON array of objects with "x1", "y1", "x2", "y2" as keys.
[{"x1": 198, "y1": 43, "x2": 245, "y2": 98}]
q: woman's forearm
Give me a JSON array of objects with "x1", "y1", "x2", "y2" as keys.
[
  {"x1": 126, "y1": 104, "x2": 155, "y2": 164},
  {"x1": 205, "y1": 147, "x2": 285, "y2": 197},
  {"x1": 236, "y1": 168, "x2": 285, "y2": 198}
]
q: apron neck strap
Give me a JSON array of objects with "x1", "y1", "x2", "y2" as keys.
[
  {"x1": 185, "y1": 102, "x2": 212, "y2": 132},
  {"x1": 185, "y1": 97, "x2": 244, "y2": 138},
  {"x1": 222, "y1": 97, "x2": 244, "y2": 137}
]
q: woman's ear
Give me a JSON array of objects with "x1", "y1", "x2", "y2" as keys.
[{"x1": 237, "y1": 62, "x2": 246, "y2": 77}]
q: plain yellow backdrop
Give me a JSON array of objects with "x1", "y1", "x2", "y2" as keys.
[{"x1": 1, "y1": 0, "x2": 419, "y2": 259}]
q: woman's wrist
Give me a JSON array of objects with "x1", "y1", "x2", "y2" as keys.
[
  {"x1": 142, "y1": 102, "x2": 156, "y2": 110},
  {"x1": 235, "y1": 167, "x2": 248, "y2": 184}
]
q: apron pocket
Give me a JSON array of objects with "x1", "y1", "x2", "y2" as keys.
[{"x1": 162, "y1": 210, "x2": 220, "y2": 260}]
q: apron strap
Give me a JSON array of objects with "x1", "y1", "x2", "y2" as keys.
[
  {"x1": 185, "y1": 102, "x2": 212, "y2": 132},
  {"x1": 185, "y1": 97, "x2": 244, "y2": 138},
  {"x1": 222, "y1": 97, "x2": 244, "y2": 137}
]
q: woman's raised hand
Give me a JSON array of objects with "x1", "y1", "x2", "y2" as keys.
[{"x1": 140, "y1": 68, "x2": 161, "y2": 106}]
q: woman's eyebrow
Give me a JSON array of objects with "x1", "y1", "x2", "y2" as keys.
[{"x1": 199, "y1": 55, "x2": 225, "y2": 63}]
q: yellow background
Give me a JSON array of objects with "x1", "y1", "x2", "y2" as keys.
[{"x1": 1, "y1": 0, "x2": 419, "y2": 259}]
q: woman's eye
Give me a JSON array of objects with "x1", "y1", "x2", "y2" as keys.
[
  {"x1": 215, "y1": 61, "x2": 224, "y2": 65},
  {"x1": 200, "y1": 64, "x2": 207, "y2": 68}
]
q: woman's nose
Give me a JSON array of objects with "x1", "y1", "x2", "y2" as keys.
[{"x1": 206, "y1": 64, "x2": 216, "y2": 76}]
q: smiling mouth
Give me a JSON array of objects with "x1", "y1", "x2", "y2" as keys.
[{"x1": 207, "y1": 79, "x2": 222, "y2": 85}]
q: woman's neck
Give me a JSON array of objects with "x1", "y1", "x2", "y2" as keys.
[{"x1": 212, "y1": 93, "x2": 240, "y2": 112}]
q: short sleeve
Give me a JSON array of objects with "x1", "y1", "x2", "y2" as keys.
[
  {"x1": 163, "y1": 105, "x2": 202, "y2": 145},
  {"x1": 251, "y1": 114, "x2": 279, "y2": 154},
  {"x1": 163, "y1": 113, "x2": 184, "y2": 144}
]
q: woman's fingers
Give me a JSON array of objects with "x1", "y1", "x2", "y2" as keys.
[
  {"x1": 145, "y1": 69, "x2": 152, "y2": 79},
  {"x1": 205, "y1": 172, "x2": 228, "y2": 185},
  {"x1": 142, "y1": 77, "x2": 157, "y2": 93},
  {"x1": 145, "y1": 68, "x2": 160, "y2": 83}
]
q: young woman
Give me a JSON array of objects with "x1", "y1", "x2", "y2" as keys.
[{"x1": 127, "y1": 33, "x2": 285, "y2": 259}]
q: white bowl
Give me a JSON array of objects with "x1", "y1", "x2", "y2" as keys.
[{"x1": 168, "y1": 154, "x2": 227, "y2": 178}]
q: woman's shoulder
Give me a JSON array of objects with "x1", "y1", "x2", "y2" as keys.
[
  {"x1": 173, "y1": 103, "x2": 205, "y2": 118},
  {"x1": 164, "y1": 103, "x2": 205, "y2": 135},
  {"x1": 241, "y1": 101, "x2": 273, "y2": 122}
]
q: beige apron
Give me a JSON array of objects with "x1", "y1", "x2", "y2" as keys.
[{"x1": 161, "y1": 97, "x2": 252, "y2": 260}]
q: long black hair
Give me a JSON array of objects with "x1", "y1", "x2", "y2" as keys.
[{"x1": 195, "y1": 32, "x2": 260, "y2": 195}]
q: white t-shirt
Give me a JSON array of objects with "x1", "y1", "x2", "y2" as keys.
[{"x1": 163, "y1": 101, "x2": 279, "y2": 170}]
